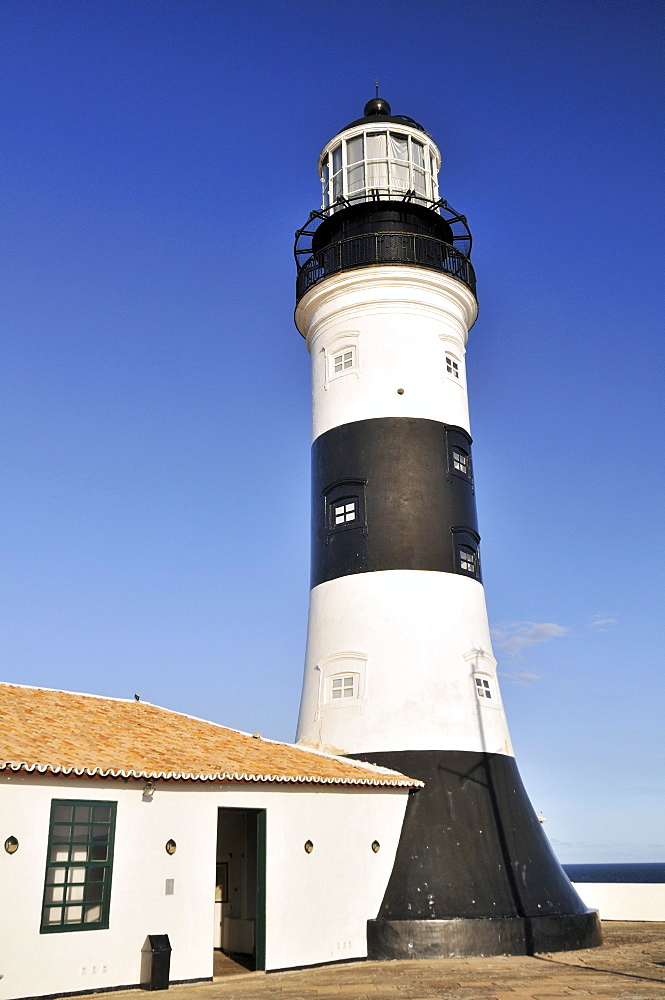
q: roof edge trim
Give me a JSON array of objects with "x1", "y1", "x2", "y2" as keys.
[{"x1": 0, "y1": 760, "x2": 423, "y2": 788}]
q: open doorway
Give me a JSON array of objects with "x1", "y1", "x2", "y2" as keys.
[{"x1": 215, "y1": 808, "x2": 266, "y2": 972}]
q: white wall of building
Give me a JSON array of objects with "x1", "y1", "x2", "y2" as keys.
[
  {"x1": 0, "y1": 772, "x2": 408, "y2": 1000},
  {"x1": 296, "y1": 266, "x2": 477, "y2": 442},
  {"x1": 572, "y1": 883, "x2": 665, "y2": 921},
  {"x1": 297, "y1": 570, "x2": 514, "y2": 757}
]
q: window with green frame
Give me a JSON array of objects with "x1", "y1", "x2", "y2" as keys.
[{"x1": 41, "y1": 800, "x2": 116, "y2": 932}]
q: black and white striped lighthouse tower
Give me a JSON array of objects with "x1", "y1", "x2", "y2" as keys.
[{"x1": 294, "y1": 99, "x2": 601, "y2": 959}]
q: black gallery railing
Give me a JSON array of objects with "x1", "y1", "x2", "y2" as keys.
[{"x1": 296, "y1": 232, "x2": 476, "y2": 302}]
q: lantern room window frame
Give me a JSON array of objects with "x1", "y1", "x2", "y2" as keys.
[{"x1": 320, "y1": 125, "x2": 440, "y2": 211}]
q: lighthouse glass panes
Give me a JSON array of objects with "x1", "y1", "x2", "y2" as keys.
[
  {"x1": 446, "y1": 354, "x2": 460, "y2": 378},
  {"x1": 321, "y1": 129, "x2": 439, "y2": 210}
]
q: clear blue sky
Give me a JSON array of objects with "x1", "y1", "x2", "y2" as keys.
[{"x1": 3, "y1": 0, "x2": 663, "y2": 863}]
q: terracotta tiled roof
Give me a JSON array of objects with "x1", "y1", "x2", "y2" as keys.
[{"x1": 0, "y1": 683, "x2": 421, "y2": 787}]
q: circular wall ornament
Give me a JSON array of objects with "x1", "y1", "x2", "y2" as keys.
[
  {"x1": 4, "y1": 836, "x2": 19, "y2": 854},
  {"x1": 304, "y1": 840, "x2": 314, "y2": 854},
  {"x1": 165, "y1": 839, "x2": 177, "y2": 855},
  {"x1": 371, "y1": 840, "x2": 381, "y2": 853}
]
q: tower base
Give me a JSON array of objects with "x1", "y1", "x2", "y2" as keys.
[
  {"x1": 368, "y1": 911, "x2": 602, "y2": 959},
  {"x1": 350, "y1": 749, "x2": 603, "y2": 957}
]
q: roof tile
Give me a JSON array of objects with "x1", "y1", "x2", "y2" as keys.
[{"x1": 0, "y1": 683, "x2": 421, "y2": 787}]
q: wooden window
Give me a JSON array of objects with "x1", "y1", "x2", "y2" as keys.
[{"x1": 41, "y1": 800, "x2": 116, "y2": 933}]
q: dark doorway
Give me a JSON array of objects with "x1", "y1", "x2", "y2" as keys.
[{"x1": 215, "y1": 808, "x2": 266, "y2": 972}]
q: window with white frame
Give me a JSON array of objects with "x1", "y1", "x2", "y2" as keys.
[
  {"x1": 329, "y1": 674, "x2": 358, "y2": 701},
  {"x1": 332, "y1": 348, "x2": 355, "y2": 376},
  {"x1": 459, "y1": 547, "x2": 477, "y2": 575},
  {"x1": 333, "y1": 499, "x2": 357, "y2": 526},
  {"x1": 474, "y1": 675, "x2": 494, "y2": 701},
  {"x1": 321, "y1": 129, "x2": 439, "y2": 210},
  {"x1": 452, "y1": 447, "x2": 470, "y2": 477},
  {"x1": 446, "y1": 354, "x2": 460, "y2": 379}
]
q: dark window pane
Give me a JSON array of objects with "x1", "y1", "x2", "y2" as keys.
[{"x1": 86, "y1": 884, "x2": 104, "y2": 903}]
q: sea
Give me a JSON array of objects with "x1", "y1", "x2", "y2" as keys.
[{"x1": 563, "y1": 863, "x2": 665, "y2": 883}]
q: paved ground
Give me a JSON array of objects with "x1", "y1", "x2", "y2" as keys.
[{"x1": 77, "y1": 922, "x2": 665, "y2": 1000}]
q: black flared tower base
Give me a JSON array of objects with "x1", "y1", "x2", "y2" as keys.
[{"x1": 352, "y1": 750, "x2": 602, "y2": 959}]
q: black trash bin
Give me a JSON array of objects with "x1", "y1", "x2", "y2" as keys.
[{"x1": 140, "y1": 934, "x2": 171, "y2": 991}]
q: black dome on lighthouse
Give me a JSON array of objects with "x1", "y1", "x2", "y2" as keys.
[
  {"x1": 363, "y1": 97, "x2": 391, "y2": 116},
  {"x1": 341, "y1": 98, "x2": 428, "y2": 135}
]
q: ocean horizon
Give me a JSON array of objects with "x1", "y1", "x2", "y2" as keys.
[{"x1": 563, "y1": 862, "x2": 665, "y2": 883}]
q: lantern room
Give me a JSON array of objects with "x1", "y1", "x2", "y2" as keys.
[
  {"x1": 294, "y1": 98, "x2": 475, "y2": 306},
  {"x1": 319, "y1": 98, "x2": 441, "y2": 211}
]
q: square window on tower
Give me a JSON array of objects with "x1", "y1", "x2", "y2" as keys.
[
  {"x1": 333, "y1": 349, "x2": 355, "y2": 375},
  {"x1": 324, "y1": 479, "x2": 366, "y2": 538},
  {"x1": 459, "y1": 547, "x2": 476, "y2": 575},
  {"x1": 453, "y1": 447, "x2": 470, "y2": 476},
  {"x1": 452, "y1": 527, "x2": 481, "y2": 581},
  {"x1": 447, "y1": 430, "x2": 474, "y2": 487},
  {"x1": 333, "y1": 499, "x2": 357, "y2": 525},
  {"x1": 330, "y1": 675, "x2": 357, "y2": 700},
  {"x1": 474, "y1": 676, "x2": 492, "y2": 700},
  {"x1": 446, "y1": 354, "x2": 460, "y2": 379}
]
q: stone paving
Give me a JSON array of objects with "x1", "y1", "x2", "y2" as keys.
[{"x1": 75, "y1": 922, "x2": 665, "y2": 1000}]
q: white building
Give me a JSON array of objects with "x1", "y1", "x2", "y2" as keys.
[{"x1": 0, "y1": 682, "x2": 418, "y2": 1000}]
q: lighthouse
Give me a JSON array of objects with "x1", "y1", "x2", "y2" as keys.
[{"x1": 293, "y1": 99, "x2": 601, "y2": 959}]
